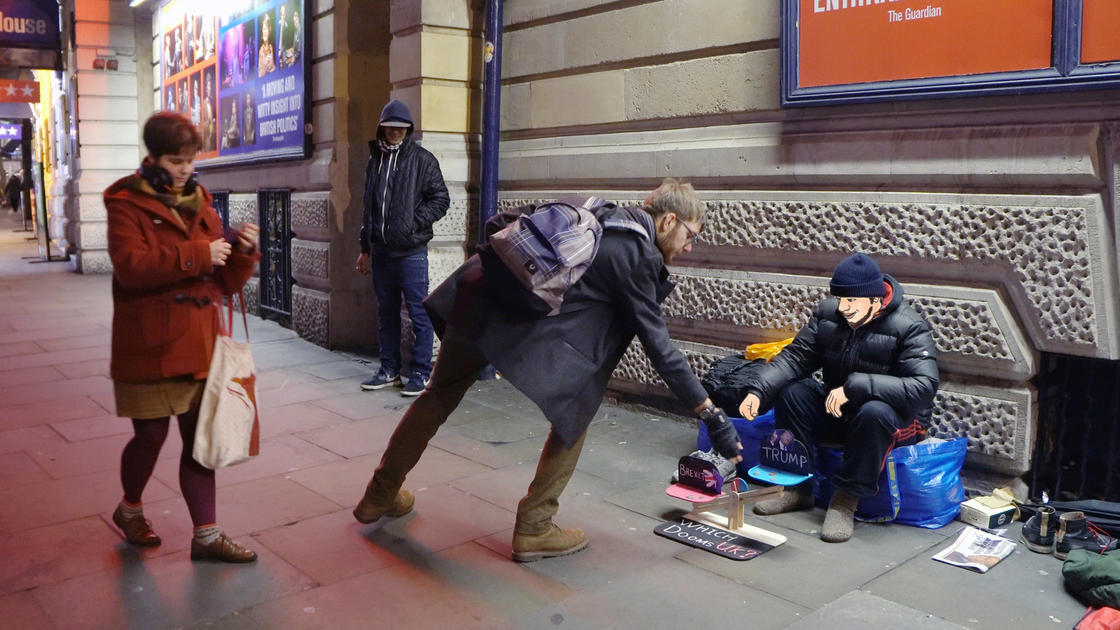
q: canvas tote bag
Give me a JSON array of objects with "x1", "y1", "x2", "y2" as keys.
[{"x1": 193, "y1": 292, "x2": 260, "y2": 469}]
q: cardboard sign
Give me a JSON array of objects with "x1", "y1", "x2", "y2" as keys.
[
  {"x1": 748, "y1": 429, "x2": 814, "y2": 486},
  {"x1": 674, "y1": 455, "x2": 724, "y2": 494},
  {"x1": 654, "y1": 517, "x2": 775, "y2": 561}
]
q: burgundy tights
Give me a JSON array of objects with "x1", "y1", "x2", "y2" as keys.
[{"x1": 120, "y1": 407, "x2": 216, "y2": 527}]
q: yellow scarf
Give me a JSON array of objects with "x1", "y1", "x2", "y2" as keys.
[{"x1": 129, "y1": 175, "x2": 203, "y2": 229}]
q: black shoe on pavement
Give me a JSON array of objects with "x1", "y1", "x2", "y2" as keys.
[
  {"x1": 401, "y1": 375, "x2": 429, "y2": 397},
  {"x1": 1021, "y1": 505, "x2": 1057, "y2": 554},
  {"x1": 1055, "y1": 510, "x2": 1119, "y2": 560},
  {"x1": 360, "y1": 367, "x2": 400, "y2": 391}
]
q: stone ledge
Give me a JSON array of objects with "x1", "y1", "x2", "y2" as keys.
[
  {"x1": 293, "y1": 286, "x2": 329, "y2": 347},
  {"x1": 665, "y1": 267, "x2": 1036, "y2": 381},
  {"x1": 73, "y1": 249, "x2": 113, "y2": 274},
  {"x1": 498, "y1": 122, "x2": 1105, "y2": 189},
  {"x1": 500, "y1": 188, "x2": 1119, "y2": 360}
]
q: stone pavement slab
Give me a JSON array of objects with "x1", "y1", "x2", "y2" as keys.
[
  {"x1": 30, "y1": 539, "x2": 315, "y2": 630},
  {"x1": 153, "y1": 433, "x2": 344, "y2": 489},
  {"x1": 864, "y1": 522, "x2": 1087, "y2": 630},
  {"x1": 0, "y1": 515, "x2": 126, "y2": 595},
  {"x1": 429, "y1": 428, "x2": 547, "y2": 468},
  {"x1": 0, "y1": 469, "x2": 177, "y2": 533},
  {"x1": 0, "y1": 450, "x2": 51, "y2": 490},
  {"x1": 675, "y1": 513, "x2": 952, "y2": 610},
  {"x1": 303, "y1": 390, "x2": 403, "y2": 423},
  {"x1": 0, "y1": 591, "x2": 54, "y2": 629},
  {"x1": 785, "y1": 591, "x2": 968, "y2": 630}
]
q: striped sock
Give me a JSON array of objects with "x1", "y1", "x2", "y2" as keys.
[
  {"x1": 119, "y1": 499, "x2": 143, "y2": 520},
  {"x1": 193, "y1": 524, "x2": 220, "y2": 546}
]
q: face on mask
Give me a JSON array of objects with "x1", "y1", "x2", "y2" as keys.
[{"x1": 836, "y1": 296, "x2": 882, "y2": 329}]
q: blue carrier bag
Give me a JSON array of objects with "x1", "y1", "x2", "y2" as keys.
[
  {"x1": 815, "y1": 436, "x2": 967, "y2": 529},
  {"x1": 697, "y1": 409, "x2": 777, "y2": 476}
]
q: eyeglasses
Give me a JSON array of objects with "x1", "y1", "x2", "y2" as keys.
[{"x1": 679, "y1": 219, "x2": 700, "y2": 245}]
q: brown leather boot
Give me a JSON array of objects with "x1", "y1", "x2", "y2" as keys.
[
  {"x1": 353, "y1": 488, "x2": 415, "y2": 524},
  {"x1": 190, "y1": 532, "x2": 257, "y2": 563},
  {"x1": 512, "y1": 524, "x2": 589, "y2": 562},
  {"x1": 112, "y1": 505, "x2": 161, "y2": 547}
]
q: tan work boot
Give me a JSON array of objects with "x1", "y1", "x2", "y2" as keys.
[
  {"x1": 353, "y1": 488, "x2": 415, "y2": 524},
  {"x1": 512, "y1": 524, "x2": 589, "y2": 562},
  {"x1": 821, "y1": 490, "x2": 859, "y2": 543},
  {"x1": 752, "y1": 484, "x2": 814, "y2": 516}
]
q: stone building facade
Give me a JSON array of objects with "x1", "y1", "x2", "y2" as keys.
[
  {"x1": 492, "y1": 0, "x2": 1120, "y2": 493},
  {"x1": 49, "y1": 0, "x2": 1120, "y2": 492}
]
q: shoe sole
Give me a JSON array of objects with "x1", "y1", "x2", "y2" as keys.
[
  {"x1": 400, "y1": 389, "x2": 424, "y2": 397},
  {"x1": 190, "y1": 551, "x2": 258, "y2": 563},
  {"x1": 353, "y1": 501, "x2": 415, "y2": 524},
  {"x1": 512, "y1": 539, "x2": 589, "y2": 563},
  {"x1": 360, "y1": 380, "x2": 400, "y2": 391},
  {"x1": 1020, "y1": 534, "x2": 1055, "y2": 555}
]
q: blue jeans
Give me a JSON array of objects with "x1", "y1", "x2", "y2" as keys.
[{"x1": 371, "y1": 250, "x2": 434, "y2": 380}]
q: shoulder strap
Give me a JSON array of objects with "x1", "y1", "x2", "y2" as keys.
[{"x1": 600, "y1": 206, "x2": 653, "y2": 241}]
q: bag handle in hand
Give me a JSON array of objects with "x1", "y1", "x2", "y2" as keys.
[{"x1": 218, "y1": 291, "x2": 251, "y2": 342}]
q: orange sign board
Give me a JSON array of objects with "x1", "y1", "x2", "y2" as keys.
[
  {"x1": 1081, "y1": 0, "x2": 1120, "y2": 64},
  {"x1": 798, "y1": 0, "x2": 1054, "y2": 88},
  {"x1": 0, "y1": 79, "x2": 40, "y2": 103}
]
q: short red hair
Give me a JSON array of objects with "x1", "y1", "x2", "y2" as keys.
[{"x1": 143, "y1": 111, "x2": 202, "y2": 158}]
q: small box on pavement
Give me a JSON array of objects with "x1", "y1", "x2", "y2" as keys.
[{"x1": 958, "y1": 496, "x2": 1017, "y2": 529}]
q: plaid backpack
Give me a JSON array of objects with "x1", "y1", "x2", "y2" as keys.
[{"x1": 479, "y1": 197, "x2": 608, "y2": 317}]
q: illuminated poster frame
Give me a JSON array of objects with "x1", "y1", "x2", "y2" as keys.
[
  {"x1": 158, "y1": 0, "x2": 311, "y2": 167},
  {"x1": 782, "y1": 0, "x2": 1120, "y2": 107}
]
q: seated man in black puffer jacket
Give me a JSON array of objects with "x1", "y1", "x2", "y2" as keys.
[{"x1": 738, "y1": 253, "x2": 939, "y2": 543}]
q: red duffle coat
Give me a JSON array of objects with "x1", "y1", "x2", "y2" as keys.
[{"x1": 105, "y1": 176, "x2": 258, "y2": 383}]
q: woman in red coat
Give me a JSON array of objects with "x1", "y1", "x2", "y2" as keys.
[{"x1": 106, "y1": 112, "x2": 260, "y2": 562}]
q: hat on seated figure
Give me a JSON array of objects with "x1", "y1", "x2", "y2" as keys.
[{"x1": 830, "y1": 252, "x2": 886, "y2": 298}]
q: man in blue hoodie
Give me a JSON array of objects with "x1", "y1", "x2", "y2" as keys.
[
  {"x1": 738, "y1": 253, "x2": 938, "y2": 543},
  {"x1": 356, "y1": 100, "x2": 450, "y2": 396}
]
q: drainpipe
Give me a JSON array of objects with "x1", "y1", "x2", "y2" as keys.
[{"x1": 478, "y1": 0, "x2": 503, "y2": 245}]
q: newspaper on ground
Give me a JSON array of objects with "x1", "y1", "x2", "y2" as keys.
[{"x1": 932, "y1": 525, "x2": 1017, "y2": 573}]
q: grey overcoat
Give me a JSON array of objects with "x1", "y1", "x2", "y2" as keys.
[{"x1": 423, "y1": 207, "x2": 708, "y2": 447}]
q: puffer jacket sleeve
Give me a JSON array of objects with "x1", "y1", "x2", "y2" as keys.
[
  {"x1": 843, "y1": 314, "x2": 939, "y2": 419},
  {"x1": 746, "y1": 303, "x2": 824, "y2": 409},
  {"x1": 358, "y1": 155, "x2": 375, "y2": 254},
  {"x1": 602, "y1": 236, "x2": 707, "y2": 410},
  {"x1": 108, "y1": 200, "x2": 213, "y2": 289},
  {"x1": 411, "y1": 151, "x2": 449, "y2": 232}
]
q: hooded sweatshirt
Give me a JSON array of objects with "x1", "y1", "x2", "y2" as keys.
[{"x1": 359, "y1": 100, "x2": 450, "y2": 256}]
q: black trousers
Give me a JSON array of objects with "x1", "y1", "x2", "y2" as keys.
[{"x1": 774, "y1": 378, "x2": 920, "y2": 498}]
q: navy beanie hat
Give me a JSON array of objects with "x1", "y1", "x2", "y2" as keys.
[{"x1": 830, "y1": 253, "x2": 886, "y2": 298}]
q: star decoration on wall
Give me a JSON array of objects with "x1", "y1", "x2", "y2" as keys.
[{"x1": 0, "y1": 80, "x2": 40, "y2": 103}]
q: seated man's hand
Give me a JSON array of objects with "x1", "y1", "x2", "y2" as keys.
[
  {"x1": 701, "y1": 406, "x2": 743, "y2": 463},
  {"x1": 825, "y1": 386, "x2": 848, "y2": 418},
  {"x1": 739, "y1": 393, "x2": 761, "y2": 420}
]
